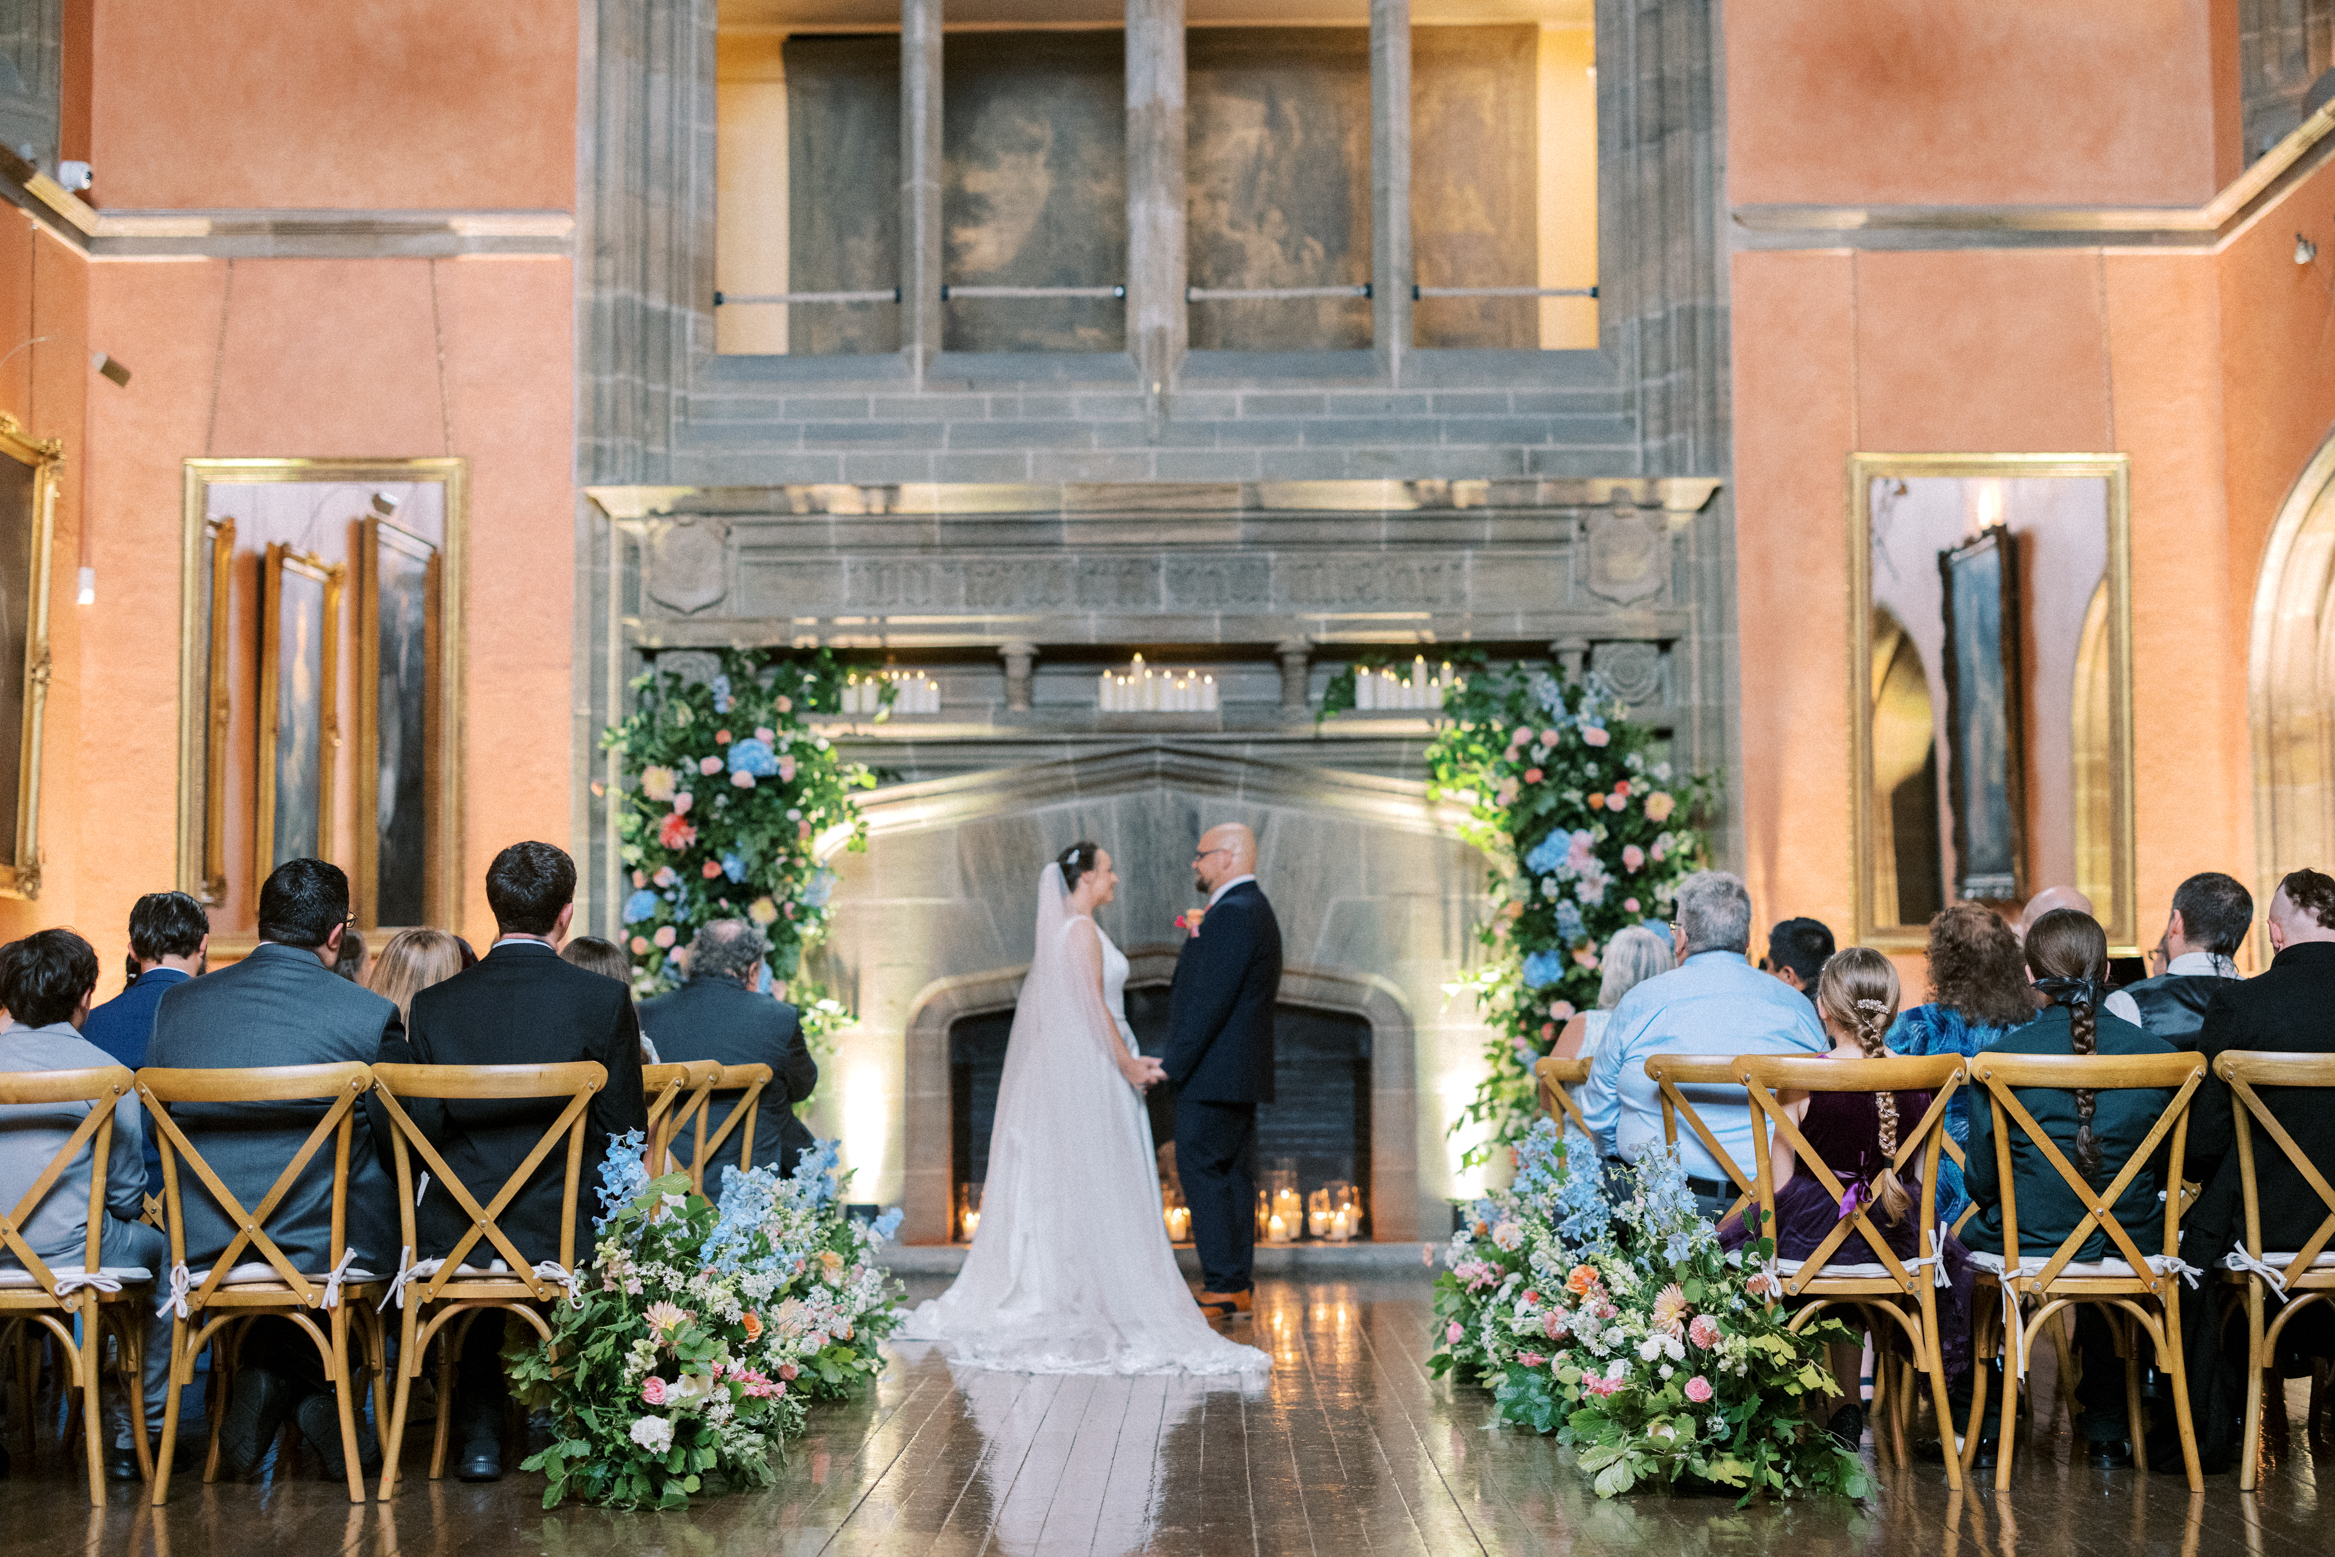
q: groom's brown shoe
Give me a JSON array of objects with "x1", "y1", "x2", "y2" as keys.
[{"x1": 1196, "y1": 1288, "x2": 1253, "y2": 1320}]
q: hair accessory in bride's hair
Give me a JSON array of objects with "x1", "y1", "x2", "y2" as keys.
[{"x1": 1056, "y1": 840, "x2": 1101, "y2": 892}]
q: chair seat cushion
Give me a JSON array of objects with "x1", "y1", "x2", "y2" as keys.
[
  {"x1": 1967, "y1": 1250, "x2": 2179, "y2": 1280},
  {"x1": 192, "y1": 1263, "x2": 381, "y2": 1287},
  {"x1": 0, "y1": 1265, "x2": 152, "y2": 1287}
]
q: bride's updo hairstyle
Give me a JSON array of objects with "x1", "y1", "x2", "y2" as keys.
[{"x1": 1057, "y1": 841, "x2": 1102, "y2": 891}]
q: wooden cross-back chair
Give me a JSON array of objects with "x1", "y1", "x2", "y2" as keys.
[
  {"x1": 1735, "y1": 1053, "x2": 1966, "y2": 1488},
  {"x1": 367, "y1": 1061, "x2": 605, "y2": 1500},
  {"x1": 0, "y1": 1065, "x2": 154, "y2": 1502},
  {"x1": 678, "y1": 1063, "x2": 774, "y2": 1196},
  {"x1": 2213, "y1": 1050, "x2": 2335, "y2": 1491},
  {"x1": 1531, "y1": 1056, "x2": 1593, "y2": 1144},
  {"x1": 137, "y1": 1062, "x2": 389, "y2": 1505},
  {"x1": 1961, "y1": 1050, "x2": 2208, "y2": 1491},
  {"x1": 642, "y1": 1061, "x2": 722, "y2": 1177},
  {"x1": 1644, "y1": 1055, "x2": 1759, "y2": 1228}
]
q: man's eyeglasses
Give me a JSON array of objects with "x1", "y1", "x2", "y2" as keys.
[{"x1": 1192, "y1": 846, "x2": 1233, "y2": 862}]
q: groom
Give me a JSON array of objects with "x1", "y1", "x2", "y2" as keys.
[{"x1": 1162, "y1": 822, "x2": 1282, "y2": 1321}]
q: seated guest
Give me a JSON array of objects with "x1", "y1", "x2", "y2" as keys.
[
  {"x1": 2020, "y1": 886, "x2": 2143, "y2": 1024},
  {"x1": 641, "y1": 920, "x2": 817, "y2": 1180},
  {"x1": 332, "y1": 927, "x2": 369, "y2": 984},
  {"x1": 365, "y1": 927, "x2": 465, "y2": 1024},
  {"x1": 2120, "y1": 871, "x2": 2251, "y2": 1048},
  {"x1": 1884, "y1": 904, "x2": 2036, "y2": 1228},
  {"x1": 81, "y1": 890, "x2": 210, "y2": 1197},
  {"x1": 1760, "y1": 916, "x2": 1835, "y2": 1009},
  {"x1": 1964, "y1": 908, "x2": 2176, "y2": 1466},
  {"x1": 146, "y1": 859, "x2": 403, "y2": 1481},
  {"x1": 0, "y1": 930, "x2": 174, "y2": 1479},
  {"x1": 385, "y1": 841, "x2": 647, "y2": 1482},
  {"x1": 1579, "y1": 871, "x2": 1828, "y2": 1218},
  {"x1": 561, "y1": 935, "x2": 660, "y2": 1062},
  {"x1": 2162, "y1": 869, "x2": 2335, "y2": 1470},
  {"x1": 1551, "y1": 924, "x2": 1673, "y2": 1062},
  {"x1": 1719, "y1": 947, "x2": 1973, "y2": 1442}
]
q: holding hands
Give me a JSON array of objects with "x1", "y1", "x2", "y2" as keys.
[{"x1": 1122, "y1": 1052, "x2": 1168, "y2": 1092}]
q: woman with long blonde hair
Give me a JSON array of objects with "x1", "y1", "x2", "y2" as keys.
[{"x1": 367, "y1": 927, "x2": 465, "y2": 1024}]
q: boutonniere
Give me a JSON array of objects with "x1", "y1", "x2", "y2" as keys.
[{"x1": 1175, "y1": 908, "x2": 1206, "y2": 936}]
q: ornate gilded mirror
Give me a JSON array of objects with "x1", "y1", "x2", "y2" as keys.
[
  {"x1": 0, "y1": 416, "x2": 60, "y2": 899},
  {"x1": 1849, "y1": 454, "x2": 2135, "y2": 952}
]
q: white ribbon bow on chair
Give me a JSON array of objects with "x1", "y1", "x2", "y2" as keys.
[
  {"x1": 531, "y1": 1261, "x2": 587, "y2": 1311},
  {"x1": 52, "y1": 1271, "x2": 123, "y2": 1298},
  {"x1": 1998, "y1": 1262, "x2": 2045, "y2": 1381},
  {"x1": 2222, "y1": 1247, "x2": 2291, "y2": 1295},
  {"x1": 2153, "y1": 1256, "x2": 2204, "y2": 1290},
  {"x1": 377, "y1": 1246, "x2": 446, "y2": 1314},
  {"x1": 1907, "y1": 1228, "x2": 1952, "y2": 1291},
  {"x1": 319, "y1": 1249, "x2": 362, "y2": 1311},
  {"x1": 154, "y1": 1262, "x2": 193, "y2": 1321}
]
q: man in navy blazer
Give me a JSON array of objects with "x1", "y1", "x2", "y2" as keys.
[
  {"x1": 81, "y1": 890, "x2": 211, "y2": 1198},
  {"x1": 1161, "y1": 822, "x2": 1281, "y2": 1319}
]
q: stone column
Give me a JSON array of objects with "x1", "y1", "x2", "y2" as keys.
[
  {"x1": 999, "y1": 640, "x2": 1037, "y2": 711},
  {"x1": 901, "y1": 0, "x2": 945, "y2": 382},
  {"x1": 1126, "y1": 0, "x2": 1187, "y2": 397},
  {"x1": 1551, "y1": 637, "x2": 1589, "y2": 683},
  {"x1": 1277, "y1": 638, "x2": 1312, "y2": 711},
  {"x1": 1369, "y1": 0, "x2": 1412, "y2": 383}
]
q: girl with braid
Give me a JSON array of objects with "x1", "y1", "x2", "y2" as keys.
[
  {"x1": 1962, "y1": 908, "x2": 2177, "y2": 1464},
  {"x1": 1721, "y1": 948, "x2": 1976, "y2": 1437}
]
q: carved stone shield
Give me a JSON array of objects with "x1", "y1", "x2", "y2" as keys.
[{"x1": 645, "y1": 519, "x2": 729, "y2": 615}]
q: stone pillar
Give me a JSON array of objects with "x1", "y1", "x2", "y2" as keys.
[
  {"x1": 1126, "y1": 0, "x2": 1187, "y2": 397},
  {"x1": 1370, "y1": 0, "x2": 1412, "y2": 383},
  {"x1": 901, "y1": 0, "x2": 945, "y2": 383},
  {"x1": 999, "y1": 640, "x2": 1037, "y2": 711},
  {"x1": 1551, "y1": 637, "x2": 1589, "y2": 683},
  {"x1": 1277, "y1": 638, "x2": 1312, "y2": 711}
]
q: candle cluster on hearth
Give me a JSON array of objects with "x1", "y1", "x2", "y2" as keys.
[
  {"x1": 1351, "y1": 656, "x2": 1455, "y2": 711},
  {"x1": 842, "y1": 670, "x2": 941, "y2": 716},
  {"x1": 1098, "y1": 653, "x2": 1217, "y2": 712}
]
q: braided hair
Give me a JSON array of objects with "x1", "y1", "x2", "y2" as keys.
[
  {"x1": 1815, "y1": 947, "x2": 1911, "y2": 1225},
  {"x1": 2025, "y1": 908, "x2": 2110, "y2": 1185}
]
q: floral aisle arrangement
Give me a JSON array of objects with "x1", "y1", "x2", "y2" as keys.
[
  {"x1": 510, "y1": 1133, "x2": 906, "y2": 1510},
  {"x1": 1325, "y1": 653, "x2": 1715, "y2": 1167},
  {"x1": 1427, "y1": 1121, "x2": 1871, "y2": 1502},
  {"x1": 603, "y1": 648, "x2": 879, "y2": 1012}
]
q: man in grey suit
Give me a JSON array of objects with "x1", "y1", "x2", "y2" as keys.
[
  {"x1": 146, "y1": 858, "x2": 402, "y2": 1482},
  {"x1": 640, "y1": 919, "x2": 818, "y2": 1180}
]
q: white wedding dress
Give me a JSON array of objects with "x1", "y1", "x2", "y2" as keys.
[{"x1": 900, "y1": 865, "x2": 1270, "y2": 1376}]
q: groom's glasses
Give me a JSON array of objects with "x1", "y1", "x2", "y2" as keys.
[{"x1": 1192, "y1": 846, "x2": 1232, "y2": 863}]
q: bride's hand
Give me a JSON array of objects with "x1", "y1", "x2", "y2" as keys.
[{"x1": 1121, "y1": 1053, "x2": 1167, "y2": 1092}]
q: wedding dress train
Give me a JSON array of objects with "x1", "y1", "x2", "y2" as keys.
[{"x1": 900, "y1": 865, "x2": 1270, "y2": 1376}]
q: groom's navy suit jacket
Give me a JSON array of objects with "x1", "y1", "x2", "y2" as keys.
[{"x1": 1161, "y1": 880, "x2": 1282, "y2": 1103}]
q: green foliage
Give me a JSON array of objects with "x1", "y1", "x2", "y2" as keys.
[{"x1": 602, "y1": 648, "x2": 879, "y2": 1045}]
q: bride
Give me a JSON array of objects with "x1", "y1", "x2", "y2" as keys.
[{"x1": 901, "y1": 842, "x2": 1271, "y2": 1376}]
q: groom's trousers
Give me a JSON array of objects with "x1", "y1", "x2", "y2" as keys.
[{"x1": 1176, "y1": 1099, "x2": 1257, "y2": 1293}]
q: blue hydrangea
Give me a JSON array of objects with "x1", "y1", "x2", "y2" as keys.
[
  {"x1": 720, "y1": 851, "x2": 748, "y2": 883},
  {"x1": 1554, "y1": 900, "x2": 1586, "y2": 944},
  {"x1": 594, "y1": 1130, "x2": 652, "y2": 1230},
  {"x1": 727, "y1": 737, "x2": 781, "y2": 777},
  {"x1": 703, "y1": 1161, "x2": 783, "y2": 1273},
  {"x1": 870, "y1": 1206, "x2": 904, "y2": 1243},
  {"x1": 791, "y1": 1137, "x2": 843, "y2": 1210},
  {"x1": 1523, "y1": 832, "x2": 1572, "y2": 876},
  {"x1": 1554, "y1": 1146, "x2": 1613, "y2": 1248},
  {"x1": 803, "y1": 870, "x2": 837, "y2": 908},
  {"x1": 1529, "y1": 671, "x2": 1568, "y2": 715},
  {"x1": 711, "y1": 673, "x2": 734, "y2": 714},
  {"x1": 1521, "y1": 949, "x2": 1568, "y2": 990},
  {"x1": 621, "y1": 888, "x2": 661, "y2": 925}
]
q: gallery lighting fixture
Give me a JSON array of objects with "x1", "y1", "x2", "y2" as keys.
[
  {"x1": 92, "y1": 352, "x2": 129, "y2": 386},
  {"x1": 2298, "y1": 233, "x2": 2319, "y2": 266}
]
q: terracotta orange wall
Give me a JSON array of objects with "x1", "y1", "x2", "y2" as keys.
[
  {"x1": 85, "y1": 0, "x2": 576, "y2": 210},
  {"x1": 73, "y1": 254, "x2": 576, "y2": 965},
  {"x1": 1727, "y1": 0, "x2": 2239, "y2": 207}
]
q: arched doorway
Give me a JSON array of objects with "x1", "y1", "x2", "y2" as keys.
[{"x1": 2250, "y1": 431, "x2": 2335, "y2": 895}]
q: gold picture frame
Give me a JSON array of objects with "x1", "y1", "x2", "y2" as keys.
[
  {"x1": 255, "y1": 543, "x2": 343, "y2": 879},
  {"x1": 1847, "y1": 453, "x2": 2136, "y2": 953},
  {"x1": 178, "y1": 458, "x2": 468, "y2": 942},
  {"x1": 357, "y1": 517, "x2": 443, "y2": 932},
  {"x1": 0, "y1": 414, "x2": 61, "y2": 899}
]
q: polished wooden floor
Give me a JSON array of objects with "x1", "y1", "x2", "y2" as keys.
[{"x1": 13, "y1": 1274, "x2": 2335, "y2": 1556}]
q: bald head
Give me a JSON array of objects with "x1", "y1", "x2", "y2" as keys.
[
  {"x1": 1193, "y1": 823, "x2": 1256, "y2": 895},
  {"x1": 2019, "y1": 886, "x2": 2094, "y2": 936}
]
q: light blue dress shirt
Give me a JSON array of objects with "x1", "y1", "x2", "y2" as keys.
[{"x1": 1578, "y1": 949, "x2": 1830, "y2": 1184}]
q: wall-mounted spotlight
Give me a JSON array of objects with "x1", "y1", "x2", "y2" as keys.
[
  {"x1": 2298, "y1": 234, "x2": 2320, "y2": 266},
  {"x1": 91, "y1": 352, "x2": 129, "y2": 387},
  {"x1": 370, "y1": 491, "x2": 399, "y2": 516},
  {"x1": 58, "y1": 161, "x2": 91, "y2": 193}
]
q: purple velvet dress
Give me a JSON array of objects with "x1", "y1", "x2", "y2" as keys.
[{"x1": 1719, "y1": 1087, "x2": 1975, "y2": 1379}]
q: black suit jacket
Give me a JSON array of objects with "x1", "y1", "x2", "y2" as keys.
[
  {"x1": 2183, "y1": 941, "x2": 2335, "y2": 1255},
  {"x1": 383, "y1": 940, "x2": 648, "y2": 1267},
  {"x1": 2123, "y1": 970, "x2": 2243, "y2": 1050},
  {"x1": 1161, "y1": 880, "x2": 1281, "y2": 1104},
  {"x1": 638, "y1": 976, "x2": 818, "y2": 1179},
  {"x1": 146, "y1": 943, "x2": 403, "y2": 1273}
]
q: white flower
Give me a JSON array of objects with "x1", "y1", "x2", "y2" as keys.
[
  {"x1": 629, "y1": 1415, "x2": 674, "y2": 1454},
  {"x1": 1658, "y1": 1364, "x2": 1674, "y2": 1380},
  {"x1": 1605, "y1": 1357, "x2": 1629, "y2": 1381},
  {"x1": 1638, "y1": 1337, "x2": 1664, "y2": 1362},
  {"x1": 1708, "y1": 1414, "x2": 1727, "y2": 1437}
]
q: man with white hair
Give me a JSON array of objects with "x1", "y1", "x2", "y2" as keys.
[{"x1": 1577, "y1": 870, "x2": 1829, "y2": 1219}]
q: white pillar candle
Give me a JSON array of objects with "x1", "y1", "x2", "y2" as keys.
[{"x1": 1202, "y1": 675, "x2": 1216, "y2": 712}]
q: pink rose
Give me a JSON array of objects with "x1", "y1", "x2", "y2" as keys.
[
  {"x1": 1604, "y1": 792, "x2": 1627, "y2": 813},
  {"x1": 702, "y1": 860, "x2": 724, "y2": 879},
  {"x1": 641, "y1": 1377, "x2": 667, "y2": 1404},
  {"x1": 1540, "y1": 1021, "x2": 1556, "y2": 1040},
  {"x1": 672, "y1": 793, "x2": 693, "y2": 816},
  {"x1": 1573, "y1": 947, "x2": 1599, "y2": 969},
  {"x1": 1613, "y1": 779, "x2": 1631, "y2": 797},
  {"x1": 629, "y1": 936, "x2": 650, "y2": 955},
  {"x1": 653, "y1": 865, "x2": 678, "y2": 887},
  {"x1": 1582, "y1": 726, "x2": 1610, "y2": 747},
  {"x1": 1689, "y1": 1315, "x2": 1720, "y2": 1349},
  {"x1": 1549, "y1": 1000, "x2": 1576, "y2": 1021},
  {"x1": 631, "y1": 869, "x2": 647, "y2": 888},
  {"x1": 731, "y1": 770, "x2": 755, "y2": 788},
  {"x1": 1447, "y1": 1321, "x2": 1463, "y2": 1343},
  {"x1": 715, "y1": 729, "x2": 732, "y2": 745},
  {"x1": 1650, "y1": 837, "x2": 1668, "y2": 862},
  {"x1": 1541, "y1": 728, "x2": 1561, "y2": 745},
  {"x1": 657, "y1": 813, "x2": 697, "y2": 850},
  {"x1": 1684, "y1": 1375, "x2": 1713, "y2": 1403},
  {"x1": 1511, "y1": 726, "x2": 1533, "y2": 746},
  {"x1": 1422, "y1": 1243, "x2": 1436, "y2": 1266},
  {"x1": 1622, "y1": 844, "x2": 1645, "y2": 872},
  {"x1": 699, "y1": 755, "x2": 724, "y2": 776},
  {"x1": 653, "y1": 926, "x2": 677, "y2": 949},
  {"x1": 1623, "y1": 897, "x2": 1640, "y2": 913},
  {"x1": 755, "y1": 726, "x2": 775, "y2": 743},
  {"x1": 1524, "y1": 768, "x2": 1544, "y2": 784},
  {"x1": 1542, "y1": 1310, "x2": 1569, "y2": 1340},
  {"x1": 776, "y1": 696, "x2": 793, "y2": 713},
  {"x1": 778, "y1": 755, "x2": 796, "y2": 782}
]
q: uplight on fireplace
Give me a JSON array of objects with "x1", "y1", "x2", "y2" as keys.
[{"x1": 1098, "y1": 653, "x2": 1217, "y2": 713}]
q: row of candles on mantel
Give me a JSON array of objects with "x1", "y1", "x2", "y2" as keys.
[
  {"x1": 1351, "y1": 657, "x2": 1458, "y2": 711},
  {"x1": 1098, "y1": 653, "x2": 1218, "y2": 713},
  {"x1": 957, "y1": 1176, "x2": 1362, "y2": 1243},
  {"x1": 840, "y1": 670, "x2": 941, "y2": 715}
]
